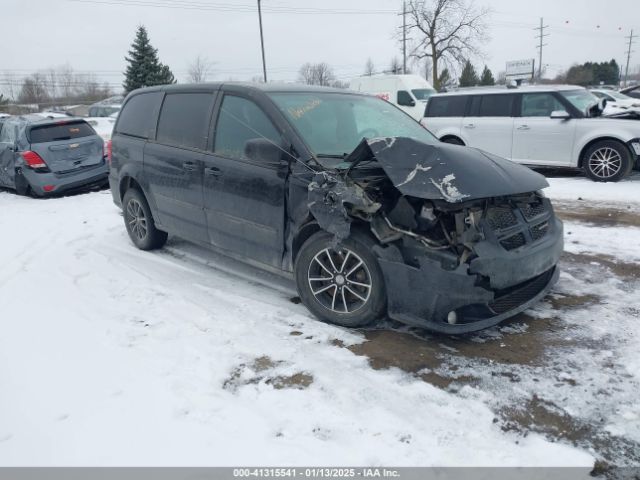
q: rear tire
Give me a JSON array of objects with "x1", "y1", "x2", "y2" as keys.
[
  {"x1": 583, "y1": 140, "x2": 632, "y2": 182},
  {"x1": 123, "y1": 188, "x2": 167, "y2": 250},
  {"x1": 294, "y1": 231, "x2": 386, "y2": 328}
]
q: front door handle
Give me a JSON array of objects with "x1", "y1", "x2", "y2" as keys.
[
  {"x1": 182, "y1": 161, "x2": 197, "y2": 171},
  {"x1": 517, "y1": 125, "x2": 530, "y2": 131},
  {"x1": 204, "y1": 166, "x2": 222, "y2": 177},
  {"x1": 463, "y1": 123, "x2": 475, "y2": 129}
]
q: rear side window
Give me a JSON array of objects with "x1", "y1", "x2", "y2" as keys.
[
  {"x1": 156, "y1": 93, "x2": 214, "y2": 150},
  {"x1": 426, "y1": 96, "x2": 467, "y2": 117},
  {"x1": 214, "y1": 95, "x2": 280, "y2": 160},
  {"x1": 477, "y1": 94, "x2": 514, "y2": 117},
  {"x1": 29, "y1": 121, "x2": 95, "y2": 143},
  {"x1": 521, "y1": 93, "x2": 565, "y2": 117},
  {"x1": 116, "y1": 92, "x2": 161, "y2": 139}
]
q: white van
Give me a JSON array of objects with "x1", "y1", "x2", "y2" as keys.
[{"x1": 349, "y1": 74, "x2": 436, "y2": 121}]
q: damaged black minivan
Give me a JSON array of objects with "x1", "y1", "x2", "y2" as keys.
[{"x1": 109, "y1": 83, "x2": 563, "y2": 334}]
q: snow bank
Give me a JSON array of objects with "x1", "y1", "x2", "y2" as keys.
[
  {"x1": 545, "y1": 173, "x2": 640, "y2": 206},
  {"x1": 0, "y1": 191, "x2": 593, "y2": 467}
]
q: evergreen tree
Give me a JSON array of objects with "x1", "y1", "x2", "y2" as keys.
[
  {"x1": 123, "y1": 26, "x2": 176, "y2": 94},
  {"x1": 436, "y1": 68, "x2": 452, "y2": 91},
  {"x1": 479, "y1": 65, "x2": 495, "y2": 86},
  {"x1": 458, "y1": 60, "x2": 479, "y2": 87}
]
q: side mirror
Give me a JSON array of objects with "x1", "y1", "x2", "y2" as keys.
[
  {"x1": 398, "y1": 98, "x2": 416, "y2": 107},
  {"x1": 598, "y1": 98, "x2": 608, "y2": 111},
  {"x1": 550, "y1": 110, "x2": 570, "y2": 120},
  {"x1": 397, "y1": 91, "x2": 416, "y2": 107},
  {"x1": 244, "y1": 138, "x2": 285, "y2": 164}
]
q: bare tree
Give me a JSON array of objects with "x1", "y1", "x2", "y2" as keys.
[
  {"x1": 389, "y1": 57, "x2": 402, "y2": 74},
  {"x1": 364, "y1": 58, "x2": 375, "y2": 76},
  {"x1": 407, "y1": 0, "x2": 490, "y2": 89},
  {"x1": 58, "y1": 64, "x2": 76, "y2": 100},
  {"x1": 297, "y1": 62, "x2": 335, "y2": 86},
  {"x1": 187, "y1": 55, "x2": 214, "y2": 83},
  {"x1": 1, "y1": 73, "x2": 20, "y2": 101},
  {"x1": 18, "y1": 74, "x2": 50, "y2": 105}
]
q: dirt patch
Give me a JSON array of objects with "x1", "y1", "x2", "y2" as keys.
[
  {"x1": 549, "y1": 293, "x2": 600, "y2": 310},
  {"x1": 554, "y1": 203, "x2": 640, "y2": 228},
  {"x1": 266, "y1": 373, "x2": 314, "y2": 390},
  {"x1": 224, "y1": 356, "x2": 313, "y2": 392},
  {"x1": 563, "y1": 251, "x2": 640, "y2": 280},
  {"x1": 499, "y1": 395, "x2": 640, "y2": 471}
]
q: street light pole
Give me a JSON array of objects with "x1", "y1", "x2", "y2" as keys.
[{"x1": 257, "y1": 0, "x2": 267, "y2": 83}]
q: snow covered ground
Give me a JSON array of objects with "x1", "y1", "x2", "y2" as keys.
[
  {"x1": 545, "y1": 171, "x2": 640, "y2": 207},
  {"x1": 0, "y1": 176, "x2": 638, "y2": 468}
]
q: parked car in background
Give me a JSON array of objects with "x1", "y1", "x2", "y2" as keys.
[
  {"x1": 0, "y1": 115, "x2": 108, "y2": 196},
  {"x1": 621, "y1": 84, "x2": 640, "y2": 100},
  {"x1": 88, "y1": 96, "x2": 125, "y2": 118},
  {"x1": 590, "y1": 88, "x2": 640, "y2": 114},
  {"x1": 109, "y1": 82, "x2": 563, "y2": 334},
  {"x1": 88, "y1": 104, "x2": 122, "y2": 118},
  {"x1": 349, "y1": 74, "x2": 436, "y2": 121},
  {"x1": 423, "y1": 85, "x2": 640, "y2": 182}
]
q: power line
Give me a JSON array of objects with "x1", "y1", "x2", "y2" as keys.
[
  {"x1": 65, "y1": 0, "x2": 398, "y2": 15},
  {"x1": 534, "y1": 17, "x2": 549, "y2": 80}
]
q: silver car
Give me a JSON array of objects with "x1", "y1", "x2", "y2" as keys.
[{"x1": 0, "y1": 115, "x2": 108, "y2": 196}]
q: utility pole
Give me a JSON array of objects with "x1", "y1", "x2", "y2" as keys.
[
  {"x1": 402, "y1": 0, "x2": 407, "y2": 74},
  {"x1": 257, "y1": 0, "x2": 267, "y2": 83},
  {"x1": 534, "y1": 17, "x2": 549, "y2": 81},
  {"x1": 624, "y1": 29, "x2": 635, "y2": 87}
]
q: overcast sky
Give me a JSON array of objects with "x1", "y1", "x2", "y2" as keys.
[{"x1": 1, "y1": 0, "x2": 638, "y2": 93}]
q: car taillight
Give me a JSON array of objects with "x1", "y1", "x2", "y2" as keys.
[
  {"x1": 21, "y1": 151, "x2": 48, "y2": 170},
  {"x1": 105, "y1": 140, "x2": 112, "y2": 164}
]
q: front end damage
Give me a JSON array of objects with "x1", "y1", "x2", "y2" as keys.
[{"x1": 307, "y1": 137, "x2": 563, "y2": 334}]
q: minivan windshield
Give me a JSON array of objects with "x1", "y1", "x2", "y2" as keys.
[
  {"x1": 269, "y1": 92, "x2": 437, "y2": 157},
  {"x1": 559, "y1": 89, "x2": 598, "y2": 113},
  {"x1": 412, "y1": 88, "x2": 436, "y2": 101}
]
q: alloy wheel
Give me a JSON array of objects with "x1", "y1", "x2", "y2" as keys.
[
  {"x1": 307, "y1": 247, "x2": 372, "y2": 314},
  {"x1": 127, "y1": 198, "x2": 148, "y2": 241},
  {"x1": 588, "y1": 147, "x2": 622, "y2": 179}
]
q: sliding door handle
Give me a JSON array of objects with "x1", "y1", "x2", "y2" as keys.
[{"x1": 205, "y1": 166, "x2": 222, "y2": 177}]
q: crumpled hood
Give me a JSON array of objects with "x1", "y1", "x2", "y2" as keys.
[{"x1": 346, "y1": 137, "x2": 549, "y2": 203}]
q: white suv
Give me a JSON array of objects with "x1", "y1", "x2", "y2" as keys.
[{"x1": 422, "y1": 85, "x2": 640, "y2": 182}]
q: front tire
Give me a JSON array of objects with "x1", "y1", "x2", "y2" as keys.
[
  {"x1": 294, "y1": 231, "x2": 386, "y2": 328},
  {"x1": 583, "y1": 140, "x2": 632, "y2": 182},
  {"x1": 123, "y1": 188, "x2": 167, "y2": 250}
]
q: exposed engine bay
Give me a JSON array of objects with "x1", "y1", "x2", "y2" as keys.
[{"x1": 306, "y1": 137, "x2": 564, "y2": 333}]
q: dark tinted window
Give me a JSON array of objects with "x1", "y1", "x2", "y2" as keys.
[
  {"x1": 478, "y1": 94, "x2": 514, "y2": 117},
  {"x1": 157, "y1": 93, "x2": 213, "y2": 150},
  {"x1": 426, "y1": 96, "x2": 467, "y2": 117},
  {"x1": 29, "y1": 121, "x2": 95, "y2": 143},
  {"x1": 397, "y1": 90, "x2": 414, "y2": 106},
  {"x1": 521, "y1": 93, "x2": 565, "y2": 117},
  {"x1": 116, "y1": 92, "x2": 161, "y2": 138},
  {"x1": 214, "y1": 95, "x2": 280, "y2": 160}
]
